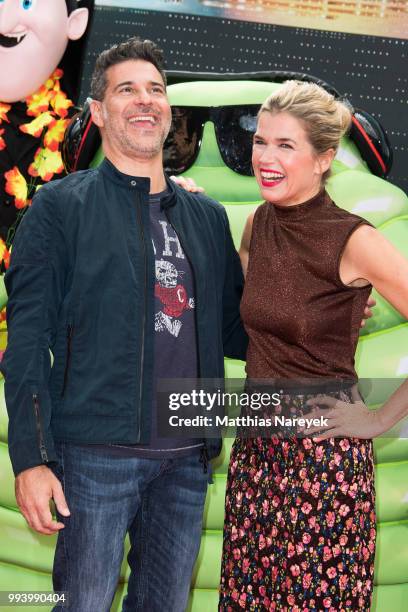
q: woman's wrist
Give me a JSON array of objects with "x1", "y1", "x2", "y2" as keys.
[{"x1": 374, "y1": 405, "x2": 394, "y2": 436}]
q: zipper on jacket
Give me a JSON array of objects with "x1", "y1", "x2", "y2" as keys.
[
  {"x1": 136, "y1": 199, "x2": 147, "y2": 440},
  {"x1": 165, "y1": 204, "x2": 224, "y2": 468},
  {"x1": 32, "y1": 393, "x2": 48, "y2": 463},
  {"x1": 61, "y1": 324, "x2": 74, "y2": 398},
  {"x1": 165, "y1": 210, "x2": 215, "y2": 470},
  {"x1": 166, "y1": 210, "x2": 225, "y2": 471}
]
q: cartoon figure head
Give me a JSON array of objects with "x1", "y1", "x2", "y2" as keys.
[{"x1": 0, "y1": 0, "x2": 88, "y2": 102}]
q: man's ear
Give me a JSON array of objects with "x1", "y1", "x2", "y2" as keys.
[
  {"x1": 67, "y1": 8, "x2": 89, "y2": 41},
  {"x1": 90, "y1": 99, "x2": 104, "y2": 128}
]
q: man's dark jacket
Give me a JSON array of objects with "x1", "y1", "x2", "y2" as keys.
[{"x1": 1, "y1": 158, "x2": 248, "y2": 476}]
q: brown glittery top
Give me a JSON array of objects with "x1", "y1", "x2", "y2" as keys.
[{"x1": 240, "y1": 190, "x2": 372, "y2": 380}]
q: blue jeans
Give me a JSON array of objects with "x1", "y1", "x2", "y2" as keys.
[{"x1": 51, "y1": 442, "x2": 209, "y2": 612}]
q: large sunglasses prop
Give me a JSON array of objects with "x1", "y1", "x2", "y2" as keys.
[{"x1": 63, "y1": 70, "x2": 393, "y2": 180}]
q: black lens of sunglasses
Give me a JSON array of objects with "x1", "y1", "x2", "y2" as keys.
[
  {"x1": 164, "y1": 108, "x2": 205, "y2": 175},
  {"x1": 215, "y1": 106, "x2": 258, "y2": 176},
  {"x1": 164, "y1": 105, "x2": 259, "y2": 176}
]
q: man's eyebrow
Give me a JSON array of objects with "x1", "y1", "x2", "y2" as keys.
[{"x1": 113, "y1": 80, "x2": 165, "y2": 91}]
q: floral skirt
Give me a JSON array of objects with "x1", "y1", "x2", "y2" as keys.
[{"x1": 219, "y1": 392, "x2": 376, "y2": 612}]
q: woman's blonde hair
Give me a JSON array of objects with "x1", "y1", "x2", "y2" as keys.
[{"x1": 260, "y1": 80, "x2": 353, "y2": 180}]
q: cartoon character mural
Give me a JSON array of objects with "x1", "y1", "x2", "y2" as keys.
[
  {"x1": 1, "y1": 73, "x2": 408, "y2": 609},
  {"x1": 0, "y1": 0, "x2": 90, "y2": 266}
]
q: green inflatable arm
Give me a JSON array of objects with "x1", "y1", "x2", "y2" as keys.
[{"x1": 0, "y1": 80, "x2": 407, "y2": 612}]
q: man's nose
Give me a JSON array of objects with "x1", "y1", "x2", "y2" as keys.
[
  {"x1": 134, "y1": 88, "x2": 153, "y2": 106},
  {"x1": 0, "y1": 1, "x2": 19, "y2": 34}
]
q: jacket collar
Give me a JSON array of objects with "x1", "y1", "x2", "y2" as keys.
[
  {"x1": 99, "y1": 157, "x2": 151, "y2": 193},
  {"x1": 161, "y1": 175, "x2": 178, "y2": 210},
  {"x1": 98, "y1": 157, "x2": 179, "y2": 209}
]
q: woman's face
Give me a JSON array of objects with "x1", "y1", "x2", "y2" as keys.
[{"x1": 252, "y1": 111, "x2": 333, "y2": 206}]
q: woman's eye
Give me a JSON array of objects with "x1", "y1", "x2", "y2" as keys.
[{"x1": 280, "y1": 143, "x2": 293, "y2": 149}]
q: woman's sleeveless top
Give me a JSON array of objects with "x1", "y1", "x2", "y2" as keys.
[{"x1": 240, "y1": 190, "x2": 372, "y2": 380}]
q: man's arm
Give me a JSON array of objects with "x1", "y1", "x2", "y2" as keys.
[
  {"x1": 221, "y1": 209, "x2": 248, "y2": 361},
  {"x1": 1, "y1": 183, "x2": 70, "y2": 533}
]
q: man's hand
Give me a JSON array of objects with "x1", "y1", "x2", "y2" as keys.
[
  {"x1": 15, "y1": 465, "x2": 70, "y2": 535},
  {"x1": 361, "y1": 295, "x2": 376, "y2": 327},
  {"x1": 170, "y1": 175, "x2": 205, "y2": 193}
]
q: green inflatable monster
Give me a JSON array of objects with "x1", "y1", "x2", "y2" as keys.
[{"x1": 0, "y1": 79, "x2": 407, "y2": 612}]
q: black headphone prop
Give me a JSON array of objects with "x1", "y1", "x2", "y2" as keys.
[
  {"x1": 62, "y1": 71, "x2": 393, "y2": 179},
  {"x1": 62, "y1": 98, "x2": 98, "y2": 173},
  {"x1": 349, "y1": 109, "x2": 392, "y2": 178}
]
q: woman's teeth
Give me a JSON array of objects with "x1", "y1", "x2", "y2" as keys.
[{"x1": 261, "y1": 171, "x2": 285, "y2": 180}]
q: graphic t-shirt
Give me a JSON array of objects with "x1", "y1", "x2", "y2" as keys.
[
  {"x1": 98, "y1": 190, "x2": 203, "y2": 457},
  {"x1": 151, "y1": 191, "x2": 198, "y2": 379}
]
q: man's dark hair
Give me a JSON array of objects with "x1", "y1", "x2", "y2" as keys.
[{"x1": 90, "y1": 37, "x2": 167, "y2": 101}]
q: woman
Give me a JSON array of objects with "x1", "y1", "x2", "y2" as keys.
[{"x1": 219, "y1": 81, "x2": 408, "y2": 611}]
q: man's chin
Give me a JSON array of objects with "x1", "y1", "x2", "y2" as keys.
[
  {"x1": 125, "y1": 136, "x2": 166, "y2": 159},
  {"x1": 126, "y1": 144, "x2": 162, "y2": 160}
]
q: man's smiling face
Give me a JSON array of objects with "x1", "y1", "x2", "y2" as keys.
[
  {"x1": 91, "y1": 59, "x2": 172, "y2": 163},
  {"x1": 0, "y1": 0, "x2": 88, "y2": 101}
]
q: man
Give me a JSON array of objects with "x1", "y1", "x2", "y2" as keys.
[{"x1": 1, "y1": 37, "x2": 247, "y2": 611}]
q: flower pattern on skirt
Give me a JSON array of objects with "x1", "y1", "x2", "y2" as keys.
[{"x1": 219, "y1": 392, "x2": 376, "y2": 612}]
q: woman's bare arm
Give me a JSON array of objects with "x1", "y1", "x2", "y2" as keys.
[
  {"x1": 239, "y1": 212, "x2": 255, "y2": 278},
  {"x1": 304, "y1": 224, "x2": 408, "y2": 439},
  {"x1": 340, "y1": 224, "x2": 408, "y2": 318}
]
